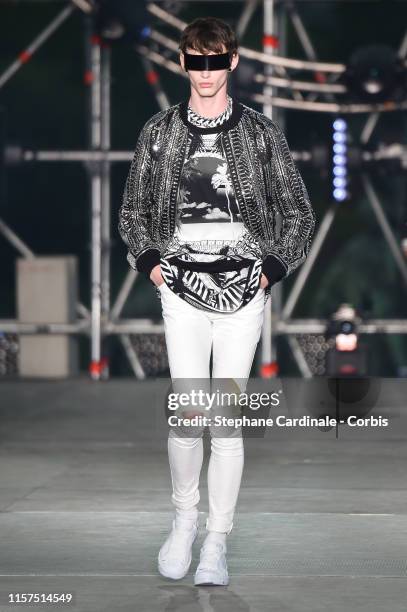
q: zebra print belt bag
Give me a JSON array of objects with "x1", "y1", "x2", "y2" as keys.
[{"x1": 158, "y1": 254, "x2": 263, "y2": 313}]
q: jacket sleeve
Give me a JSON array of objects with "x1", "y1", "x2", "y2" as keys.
[
  {"x1": 118, "y1": 120, "x2": 161, "y2": 279},
  {"x1": 261, "y1": 120, "x2": 316, "y2": 288}
]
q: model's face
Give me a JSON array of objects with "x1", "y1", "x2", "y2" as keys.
[{"x1": 179, "y1": 46, "x2": 239, "y2": 98}]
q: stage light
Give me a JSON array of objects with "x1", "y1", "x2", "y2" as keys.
[
  {"x1": 333, "y1": 177, "x2": 346, "y2": 188},
  {"x1": 333, "y1": 132, "x2": 347, "y2": 144},
  {"x1": 343, "y1": 44, "x2": 407, "y2": 103},
  {"x1": 333, "y1": 143, "x2": 346, "y2": 155},
  {"x1": 81, "y1": 0, "x2": 151, "y2": 44},
  {"x1": 333, "y1": 119, "x2": 347, "y2": 132},
  {"x1": 333, "y1": 166, "x2": 347, "y2": 177},
  {"x1": 327, "y1": 305, "x2": 359, "y2": 347},
  {"x1": 331, "y1": 116, "x2": 350, "y2": 202},
  {"x1": 336, "y1": 333, "x2": 358, "y2": 352},
  {"x1": 333, "y1": 188, "x2": 347, "y2": 201},
  {"x1": 325, "y1": 304, "x2": 366, "y2": 376},
  {"x1": 140, "y1": 25, "x2": 151, "y2": 40},
  {"x1": 333, "y1": 154, "x2": 346, "y2": 165}
]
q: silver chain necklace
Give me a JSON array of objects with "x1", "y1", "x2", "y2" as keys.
[{"x1": 187, "y1": 94, "x2": 233, "y2": 128}]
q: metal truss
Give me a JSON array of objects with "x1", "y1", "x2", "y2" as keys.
[{"x1": 0, "y1": 0, "x2": 406, "y2": 380}]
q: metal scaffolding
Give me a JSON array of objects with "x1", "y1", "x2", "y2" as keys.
[{"x1": 0, "y1": 1, "x2": 406, "y2": 380}]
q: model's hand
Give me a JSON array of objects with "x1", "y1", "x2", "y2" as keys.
[
  {"x1": 150, "y1": 264, "x2": 165, "y2": 287},
  {"x1": 260, "y1": 273, "x2": 269, "y2": 289}
]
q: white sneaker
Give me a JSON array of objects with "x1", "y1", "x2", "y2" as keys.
[
  {"x1": 158, "y1": 517, "x2": 199, "y2": 580},
  {"x1": 194, "y1": 540, "x2": 229, "y2": 586}
]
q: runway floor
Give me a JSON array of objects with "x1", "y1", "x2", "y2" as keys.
[{"x1": 0, "y1": 377, "x2": 406, "y2": 611}]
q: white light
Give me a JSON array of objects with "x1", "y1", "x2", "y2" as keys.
[
  {"x1": 334, "y1": 132, "x2": 347, "y2": 143},
  {"x1": 334, "y1": 177, "x2": 347, "y2": 187},
  {"x1": 333, "y1": 118, "x2": 347, "y2": 132},
  {"x1": 333, "y1": 166, "x2": 347, "y2": 177},
  {"x1": 333, "y1": 143, "x2": 346, "y2": 154},
  {"x1": 334, "y1": 188, "x2": 347, "y2": 201},
  {"x1": 363, "y1": 79, "x2": 382, "y2": 95},
  {"x1": 332, "y1": 117, "x2": 349, "y2": 203},
  {"x1": 336, "y1": 333, "x2": 357, "y2": 351},
  {"x1": 333, "y1": 155, "x2": 346, "y2": 165}
]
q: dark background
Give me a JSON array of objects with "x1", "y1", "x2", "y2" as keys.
[{"x1": 0, "y1": 0, "x2": 406, "y2": 375}]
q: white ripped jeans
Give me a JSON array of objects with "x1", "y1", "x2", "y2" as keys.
[{"x1": 159, "y1": 281, "x2": 267, "y2": 534}]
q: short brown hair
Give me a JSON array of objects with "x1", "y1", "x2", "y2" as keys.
[{"x1": 179, "y1": 17, "x2": 238, "y2": 58}]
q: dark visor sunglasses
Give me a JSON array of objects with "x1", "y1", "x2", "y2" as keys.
[{"x1": 183, "y1": 51, "x2": 232, "y2": 72}]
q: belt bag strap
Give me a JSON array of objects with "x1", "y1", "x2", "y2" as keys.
[{"x1": 167, "y1": 256, "x2": 255, "y2": 273}]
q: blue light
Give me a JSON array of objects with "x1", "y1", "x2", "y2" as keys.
[
  {"x1": 333, "y1": 154, "x2": 346, "y2": 165},
  {"x1": 333, "y1": 132, "x2": 347, "y2": 143},
  {"x1": 334, "y1": 188, "x2": 347, "y2": 201},
  {"x1": 332, "y1": 117, "x2": 349, "y2": 203},
  {"x1": 334, "y1": 177, "x2": 347, "y2": 187},
  {"x1": 333, "y1": 166, "x2": 347, "y2": 177},
  {"x1": 333, "y1": 143, "x2": 347, "y2": 154},
  {"x1": 140, "y1": 25, "x2": 151, "y2": 39},
  {"x1": 333, "y1": 118, "x2": 347, "y2": 132}
]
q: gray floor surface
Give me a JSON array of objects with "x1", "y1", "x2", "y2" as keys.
[{"x1": 0, "y1": 377, "x2": 406, "y2": 611}]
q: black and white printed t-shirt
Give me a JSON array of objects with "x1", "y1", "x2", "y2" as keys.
[{"x1": 159, "y1": 95, "x2": 264, "y2": 313}]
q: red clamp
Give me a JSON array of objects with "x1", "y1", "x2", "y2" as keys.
[
  {"x1": 314, "y1": 71, "x2": 326, "y2": 84},
  {"x1": 262, "y1": 34, "x2": 279, "y2": 49},
  {"x1": 84, "y1": 70, "x2": 93, "y2": 85},
  {"x1": 146, "y1": 70, "x2": 159, "y2": 85},
  {"x1": 19, "y1": 50, "x2": 32, "y2": 64},
  {"x1": 90, "y1": 34, "x2": 102, "y2": 46},
  {"x1": 261, "y1": 361, "x2": 279, "y2": 378},
  {"x1": 90, "y1": 35, "x2": 110, "y2": 49},
  {"x1": 89, "y1": 356, "x2": 109, "y2": 378}
]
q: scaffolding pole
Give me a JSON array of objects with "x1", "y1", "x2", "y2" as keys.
[
  {"x1": 0, "y1": 1, "x2": 406, "y2": 382},
  {"x1": 85, "y1": 22, "x2": 105, "y2": 379},
  {"x1": 261, "y1": 0, "x2": 279, "y2": 378},
  {"x1": 100, "y1": 41, "x2": 112, "y2": 379}
]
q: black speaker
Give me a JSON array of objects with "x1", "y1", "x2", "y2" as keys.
[{"x1": 326, "y1": 345, "x2": 367, "y2": 376}]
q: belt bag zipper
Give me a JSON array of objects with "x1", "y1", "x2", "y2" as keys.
[{"x1": 166, "y1": 256, "x2": 256, "y2": 273}]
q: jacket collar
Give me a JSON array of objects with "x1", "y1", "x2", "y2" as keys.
[{"x1": 178, "y1": 95, "x2": 243, "y2": 135}]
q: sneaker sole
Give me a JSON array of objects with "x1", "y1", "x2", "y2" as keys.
[
  {"x1": 194, "y1": 571, "x2": 229, "y2": 586},
  {"x1": 158, "y1": 561, "x2": 191, "y2": 580}
]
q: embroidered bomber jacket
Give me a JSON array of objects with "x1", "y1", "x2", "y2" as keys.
[{"x1": 118, "y1": 96, "x2": 316, "y2": 293}]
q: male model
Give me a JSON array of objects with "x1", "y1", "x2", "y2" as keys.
[{"x1": 118, "y1": 16, "x2": 316, "y2": 586}]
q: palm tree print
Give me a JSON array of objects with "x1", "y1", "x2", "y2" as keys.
[{"x1": 212, "y1": 163, "x2": 234, "y2": 220}]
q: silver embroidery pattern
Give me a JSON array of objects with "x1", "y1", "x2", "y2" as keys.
[
  {"x1": 165, "y1": 96, "x2": 263, "y2": 312},
  {"x1": 118, "y1": 97, "x2": 316, "y2": 305}
]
